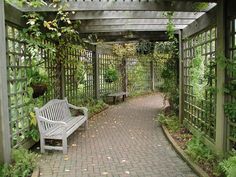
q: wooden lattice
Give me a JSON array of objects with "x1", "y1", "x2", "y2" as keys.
[{"x1": 183, "y1": 27, "x2": 217, "y2": 142}]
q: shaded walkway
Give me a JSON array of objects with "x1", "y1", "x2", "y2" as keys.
[{"x1": 39, "y1": 93, "x2": 197, "y2": 177}]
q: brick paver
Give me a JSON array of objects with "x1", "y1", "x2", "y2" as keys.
[{"x1": 39, "y1": 93, "x2": 197, "y2": 177}]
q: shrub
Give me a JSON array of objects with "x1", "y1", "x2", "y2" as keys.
[
  {"x1": 0, "y1": 148, "x2": 39, "y2": 177},
  {"x1": 185, "y1": 134, "x2": 215, "y2": 163},
  {"x1": 158, "y1": 114, "x2": 180, "y2": 132},
  {"x1": 104, "y1": 67, "x2": 119, "y2": 83}
]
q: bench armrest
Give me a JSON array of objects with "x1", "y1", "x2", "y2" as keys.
[
  {"x1": 68, "y1": 104, "x2": 88, "y2": 118},
  {"x1": 38, "y1": 115, "x2": 67, "y2": 126}
]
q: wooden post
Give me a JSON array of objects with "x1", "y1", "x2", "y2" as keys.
[
  {"x1": 150, "y1": 60, "x2": 155, "y2": 91},
  {"x1": 178, "y1": 30, "x2": 184, "y2": 124},
  {"x1": 215, "y1": 0, "x2": 227, "y2": 155},
  {"x1": 122, "y1": 58, "x2": 128, "y2": 93},
  {"x1": 92, "y1": 46, "x2": 99, "y2": 99},
  {"x1": 0, "y1": 1, "x2": 11, "y2": 163},
  {"x1": 61, "y1": 62, "x2": 66, "y2": 99}
]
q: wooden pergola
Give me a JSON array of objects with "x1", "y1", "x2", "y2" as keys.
[{"x1": 0, "y1": 0, "x2": 234, "y2": 163}]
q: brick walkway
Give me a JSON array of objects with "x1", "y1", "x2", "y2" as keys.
[{"x1": 39, "y1": 93, "x2": 197, "y2": 177}]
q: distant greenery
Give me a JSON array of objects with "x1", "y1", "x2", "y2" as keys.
[
  {"x1": 136, "y1": 40, "x2": 155, "y2": 55},
  {"x1": 189, "y1": 47, "x2": 208, "y2": 102},
  {"x1": 0, "y1": 148, "x2": 39, "y2": 177},
  {"x1": 104, "y1": 66, "x2": 119, "y2": 83}
]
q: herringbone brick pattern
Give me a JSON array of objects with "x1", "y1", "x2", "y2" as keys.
[{"x1": 39, "y1": 93, "x2": 197, "y2": 177}]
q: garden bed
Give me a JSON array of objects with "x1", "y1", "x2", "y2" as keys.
[
  {"x1": 158, "y1": 112, "x2": 220, "y2": 177},
  {"x1": 162, "y1": 125, "x2": 210, "y2": 177}
]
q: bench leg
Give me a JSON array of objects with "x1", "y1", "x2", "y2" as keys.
[
  {"x1": 40, "y1": 136, "x2": 45, "y2": 153},
  {"x1": 62, "y1": 137, "x2": 68, "y2": 154},
  {"x1": 122, "y1": 95, "x2": 125, "y2": 101},
  {"x1": 84, "y1": 119, "x2": 88, "y2": 130},
  {"x1": 113, "y1": 96, "x2": 116, "y2": 104}
]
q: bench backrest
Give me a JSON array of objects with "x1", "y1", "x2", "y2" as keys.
[{"x1": 35, "y1": 99, "x2": 71, "y2": 133}]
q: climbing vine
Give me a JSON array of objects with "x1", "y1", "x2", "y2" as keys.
[{"x1": 158, "y1": 12, "x2": 179, "y2": 113}]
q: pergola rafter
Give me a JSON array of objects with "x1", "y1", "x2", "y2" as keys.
[
  {"x1": 79, "y1": 24, "x2": 187, "y2": 33},
  {"x1": 80, "y1": 31, "x2": 171, "y2": 42},
  {"x1": 70, "y1": 11, "x2": 205, "y2": 20},
  {"x1": 19, "y1": 1, "x2": 216, "y2": 12},
  {"x1": 5, "y1": 0, "x2": 217, "y2": 40},
  {"x1": 81, "y1": 19, "x2": 195, "y2": 26}
]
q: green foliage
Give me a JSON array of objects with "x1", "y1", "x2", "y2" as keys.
[
  {"x1": 127, "y1": 60, "x2": 150, "y2": 94},
  {"x1": 163, "y1": 12, "x2": 177, "y2": 43},
  {"x1": 0, "y1": 148, "x2": 39, "y2": 177},
  {"x1": 185, "y1": 134, "x2": 215, "y2": 163},
  {"x1": 136, "y1": 40, "x2": 155, "y2": 55},
  {"x1": 189, "y1": 47, "x2": 207, "y2": 101},
  {"x1": 225, "y1": 103, "x2": 236, "y2": 123},
  {"x1": 21, "y1": 0, "x2": 82, "y2": 63},
  {"x1": 155, "y1": 42, "x2": 179, "y2": 113},
  {"x1": 26, "y1": 112, "x2": 40, "y2": 142},
  {"x1": 158, "y1": 12, "x2": 179, "y2": 114},
  {"x1": 193, "y1": 2, "x2": 209, "y2": 11},
  {"x1": 88, "y1": 100, "x2": 108, "y2": 116},
  {"x1": 104, "y1": 66, "x2": 119, "y2": 83},
  {"x1": 76, "y1": 98, "x2": 108, "y2": 117},
  {"x1": 158, "y1": 114, "x2": 180, "y2": 132},
  {"x1": 112, "y1": 43, "x2": 136, "y2": 58},
  {"x1": 26, "y1": 65, "x2": 48, "y2": 85},
  {"x1": 219, "y1": 155, "x2": 236, "y2": 177}
]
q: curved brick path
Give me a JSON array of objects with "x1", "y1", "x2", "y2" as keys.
[{"x1": 39, "y1": 93, "x2": 197, "y2": 177}]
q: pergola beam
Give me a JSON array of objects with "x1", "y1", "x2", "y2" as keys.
[
  {"x1": 182, "y1": 6, "x2": 216, "y2": 38},
  {"x1": 79, "y1": 24, "x2": 186, "y2": 33},
  {"x1": 20, "y1": 1, "x2": 216, "y2": 12},
  {"x1": 4, "y1": 3, "x2": 25, "y2": 26},
  {"x1": 70, "y1": 11, "x2": 204, "y2": 20},
  {"x1": 81, "y1": 19, "x2": 195, "y2": 26},
  {"x1": 80, "y1": 31, "x2": 170, "y2": 42}
]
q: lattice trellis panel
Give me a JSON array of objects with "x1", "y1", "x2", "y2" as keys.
[
  {"x1": 127, "y1": 58, "x2": 151, "y2": 95},
  {"x1": 226, "y1": 19, "x2": 236, "y2": 152},
  {"x1": 6, "y1": 24, "x2": 56, "y2": 147},
  {"x1": 183, "y1": 27, "x2": 216, "y2": 141},
  {"x1": 98, "y1": 53, "x2": 122, "y2": 95},
  {"x1": 64, "y1": 47, "x2": 94, "y2": 105},
  {"x1": 153, "y1": 60, "x2": 164, "y2": 90}
]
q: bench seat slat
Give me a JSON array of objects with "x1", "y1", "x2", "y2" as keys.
[{"x1": 44, "y1": 116, "x2": 85, "y2": 139}]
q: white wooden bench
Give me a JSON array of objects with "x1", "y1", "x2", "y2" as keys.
[
  {"x1": 107, "y1": 92, "x2": 128, "y2": 104},
  {"x1": 34, "y1": 98, "x2": 88, "y2": 154}
]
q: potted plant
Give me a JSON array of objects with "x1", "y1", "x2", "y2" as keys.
[
  {"x1": 27, "y1": 67, "x2": 48, "y2": 98},
  {"x1": 104, "y1": 66, "x2": 119, "y2": 83}
]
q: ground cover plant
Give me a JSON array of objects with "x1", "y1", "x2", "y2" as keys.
[
  {"x1": 158, "y1": 112, "x2": 220, "y2": 177},
  {"x1": 0, "y1": 148, "x2": 39, "y2": 177},
  {"x1": 219, "y1": 154, "x2": 236, "y2": 177}
]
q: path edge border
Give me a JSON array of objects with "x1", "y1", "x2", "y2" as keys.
[
  {"x1": 161, "y1": 125, "x2": 209, "y2": 177},
  {"x1": 31, "y1": 167, "x2": 40, "y2": 177}
]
